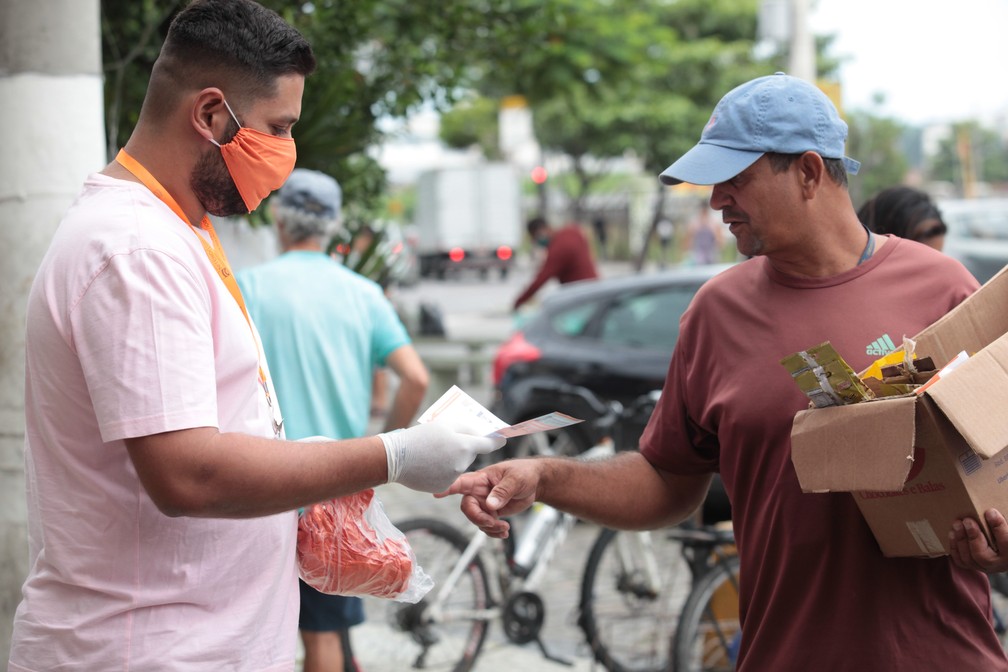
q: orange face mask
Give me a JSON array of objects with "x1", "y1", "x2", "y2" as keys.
[{"x1": 210, "y1": 98, "x2": 297, "y2": 213}]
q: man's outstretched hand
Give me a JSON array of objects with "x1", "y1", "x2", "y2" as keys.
[{"x1": 435, "y1": 459, "x2": 543, "y2": 538}]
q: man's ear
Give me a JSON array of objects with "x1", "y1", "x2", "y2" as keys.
[
  {"x1": 796, "y1": 151, "x2": 825, "y2": 198},
  {"x1": 191, "y1": 88, "x2": 226, "y2": 143}
]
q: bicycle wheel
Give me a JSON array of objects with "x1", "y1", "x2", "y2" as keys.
[
  {"x1": 671, "y1": 555, "x2": 741, "y2": 672},
  {"x1": 578, "y1": 528, "x2": 694, "y2": 672},
  {"x1": 355, "y1": 518, "x2": 491, "y2": 672}
]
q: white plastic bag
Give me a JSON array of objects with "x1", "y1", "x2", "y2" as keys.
[{"x1": 296, "y1": 488, "x2": 433, "y2": 603}]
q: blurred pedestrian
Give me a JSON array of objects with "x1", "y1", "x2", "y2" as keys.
[
  {"x1": 441, "y1": 72, "x2": 1008, "y2": 671},
  {"x1": 238, "y1": 168, "x2": 430, "y2": 672},
  {"x1": 857, "y1": 185, "x2": 948, "y2": 251},
  {"x1": 683, "y1": 201, "x2": 725, "y2": 264},
  {"x1": 513, "y1": 216, "x2": 598, "y2": 310},
  {"x1": 9, "y1": 2, "x2": 500, "y2": 670}
]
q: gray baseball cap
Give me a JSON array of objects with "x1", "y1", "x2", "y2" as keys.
[
  {"x1": 277, "y1": 168, "x2": 342, "y2": 220},
  {"x1": 275, "y1": 168, "x2": 342, "y2": 240}
]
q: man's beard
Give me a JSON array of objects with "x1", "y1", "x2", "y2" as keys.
[{"x1": 191, "y1": 127, "x2": 247, "y2": 218}]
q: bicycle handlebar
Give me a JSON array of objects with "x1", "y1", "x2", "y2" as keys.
[
  {"x1": 548, "y1": 382, "x2": 620, "y2": 419},
  {"x1": 542, "y1": 382, "x2": 659, "y2": 417}
]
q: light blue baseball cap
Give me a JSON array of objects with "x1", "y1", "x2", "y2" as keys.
[{"x1": 659, "y1": 72, "x2": 861, "y2": 186}]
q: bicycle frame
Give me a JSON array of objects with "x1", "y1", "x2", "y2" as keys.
[
  {"x1": 424, "y1": 506, "x2": 579, "y2": 623},
  {"x1": 419, "y1": 437, "x2": 614, "y2": 650},
  {"x1": 426, "y1": 531, "x2": 497, "y2": 623},
  {"x1": 523, "y1": 509, "x2": 577, "y2": 587}
]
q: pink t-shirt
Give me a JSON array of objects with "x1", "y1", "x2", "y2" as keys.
[
  {"x1": 641, "y1": 237, "x2": 1008, "y2": 671},
  {"x1": 10, "y1": 174, "x2": 298, "y2": 671}
]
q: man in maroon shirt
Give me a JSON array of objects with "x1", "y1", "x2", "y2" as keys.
[
  {"x1": 512, "y1": 216, "x2": 598, "y2": 310},
  {"x1": 441, "y1": 73, "x2": 1008, "y2": 670}
]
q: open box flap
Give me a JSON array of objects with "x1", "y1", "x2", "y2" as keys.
[
  {"x1": 791, "y1": 396, "x2": 917, "y2": 492},
  {"x1": 926, "y1": 334, "x2": 1008, "y2": 459},
  {"x1": 912, "y1": 266, "x2": 1008, "y2": 366}
]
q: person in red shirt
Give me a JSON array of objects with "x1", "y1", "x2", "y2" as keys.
[{"x1": 512, "y1": 217, "x2": 599, "y2": 310}]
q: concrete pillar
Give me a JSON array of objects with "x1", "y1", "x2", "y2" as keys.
[
  {"x1": 0, "y1": 0, "x2": 105, "y2": 660},
  {"x1": 788, "y1": 0, "x2": 816, "y2": 83}
]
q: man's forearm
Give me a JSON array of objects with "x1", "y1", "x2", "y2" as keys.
[
  {"x1": 126, "y1": 428, "x2": 389, "y2": 519},
  {"x1": 537, "y1": 451, "x2": 710, "y2": 530}
]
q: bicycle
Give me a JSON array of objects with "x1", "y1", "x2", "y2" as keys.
[
  {"x1": 667, "y1": 528, "x2": 739, "y2": 672},
  {"x1": 360, "y1": 384, "x2": 739, "y2": 672},
  {"x1": 577, "y1": 520, "x2": 737, "y2": 672},
  {"x1": 357, "y1": 385, "x2": 623, "y2": 671},
  {"x1": 357, "y1": 453, "x2": 612, "y2": 670},
  {"x1": 573, "y1": 391, "x2": 738, "y2": 672}
]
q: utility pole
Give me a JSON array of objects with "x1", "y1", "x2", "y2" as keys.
[{"x1": 0, "y1": 0, "x2": 105, "y2": 660}]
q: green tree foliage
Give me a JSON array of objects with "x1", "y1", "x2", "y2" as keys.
[
  {"x1": 101, "y1": 0, "x2": 185, "y2": 159},
  {"x1": 845, "y1": 109, "x2": 909, "y2": 208},
  {"x1": 928, "y1": 122, "x2": 1008, "y2": 194},
  {"x1": 438, "y1": 96, "x2": 502, "y2": 160},
  {"x1": 102, "y1": 1, "x2": 867, "y2": 264},
  {"x1": 100, "y1": 0, "x2": 553, "y2": 220},
  {"x1": 438, "y1": 0, "x2": 775, "y2": 229}
]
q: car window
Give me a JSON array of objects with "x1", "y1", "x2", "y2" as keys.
[
  {"x1": 597, "y1": 285, "x2": 698, "y2": 349},
  {"x1": 549, "y1": 302, "x2": 597, "y2": 337}
]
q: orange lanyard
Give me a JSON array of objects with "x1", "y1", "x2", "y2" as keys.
[{"x1": 115, "y1": 149, "x2": 271, "y2": 398}]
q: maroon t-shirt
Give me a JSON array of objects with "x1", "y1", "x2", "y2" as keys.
[
  {"x1": 641, "y1": 236, "x2": 1008, "y2": 670},
  {"x1": 513, "y1": 225, "x2": 598, "y2": 309}
]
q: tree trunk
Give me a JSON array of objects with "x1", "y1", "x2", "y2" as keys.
[
  {"x1": 634, "y1": 186, "x2": 668, "y2": 271},
  {"x1": 0, "y1": 0, "x2": 105, "y2": 660}
]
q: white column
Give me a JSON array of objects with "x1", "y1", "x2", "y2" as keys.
[
  {"x1": 0, "y1": 0, "x2": 105, "y2": 660},
  {"x1": 788, "y1": 0, "x2": 816, "y2": 83}
]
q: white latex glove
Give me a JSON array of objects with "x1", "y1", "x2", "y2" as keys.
[{"x1": 380, "y1": 419, "x2": 505, "y2": 493}]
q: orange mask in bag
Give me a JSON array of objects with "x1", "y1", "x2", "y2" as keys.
[{"x1": 210, "y1": 98, "x2": 296, "y2": 213}]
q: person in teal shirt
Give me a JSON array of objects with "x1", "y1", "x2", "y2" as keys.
[{"x1": 238, "y1": 168, "x2": 429, "y2": 672}]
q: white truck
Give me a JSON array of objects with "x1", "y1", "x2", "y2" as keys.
[{"x1": 414, "y1": 163, "x2": 524, "y2": 279}]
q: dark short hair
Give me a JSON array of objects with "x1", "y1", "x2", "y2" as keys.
[
  {"x1": 144, "y1": 0, "x2": 316, "y2": 119},
  {"x1": 765, "y1": 152, "x2": 849, "y2": 188},
  {"x1": 857, "y1": 186, "x2": 947, "y2": 242},
  {"x1": 526, "y1": 216, "x2": 549, "y2": 237}
]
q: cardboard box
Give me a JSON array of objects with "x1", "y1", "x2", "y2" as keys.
[{"x1": 790, "y1": 266, "x2": 1008, "y2": 557}]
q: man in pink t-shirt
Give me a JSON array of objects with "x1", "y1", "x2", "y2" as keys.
[
  {"x1": 10, "y1": 2, "x2": 502, "y2": 671},
  {"x1": 442, "y1": 74, "x2": 1008, "y2": 670}
]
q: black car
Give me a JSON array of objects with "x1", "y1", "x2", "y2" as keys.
[{"x1": 491, "y1": 263, "x2": 735, "y2": 454}]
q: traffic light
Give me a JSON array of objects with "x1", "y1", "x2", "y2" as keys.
[{"x1": 530, "y1": 165, "x2": 548, "y2": 185}]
